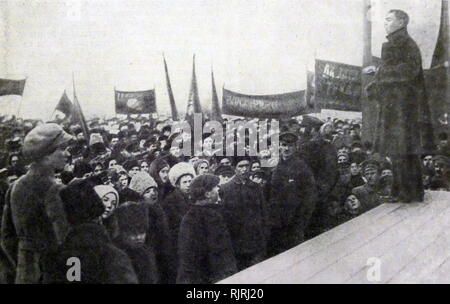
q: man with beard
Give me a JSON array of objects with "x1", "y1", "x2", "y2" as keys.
[
  {"x1": 1, "y1": 123, "x2": 73, "y2": 283},
  {"x1": 364, "y1": 9, "x2": 434, "y2": 203},
  {"x1": 268, "y1": 132, "x2": 317, "y2": 256},
  {"x1": 220, "y1": 156, "x2": 269, "y2": 270}
]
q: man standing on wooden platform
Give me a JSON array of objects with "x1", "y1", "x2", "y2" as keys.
[{"x1": 363, "y1": 9, "x2": 434, "y2": 203}]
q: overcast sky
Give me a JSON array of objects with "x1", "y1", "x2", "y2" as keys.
[{"x1": 0, "y1": 0, "x2": 443, "y2": 119}]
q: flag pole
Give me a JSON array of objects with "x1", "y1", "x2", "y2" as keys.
[{"x1": 16, "y1": 76, "x2": 27, "y2": 118}]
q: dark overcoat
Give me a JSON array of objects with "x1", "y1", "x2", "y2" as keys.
[
  {"x1": 176, "y1": 204, "x2": 237, "y2": 284},
  {"x1": 366, "y1": 28, "x2": 434, "y2": 156}
]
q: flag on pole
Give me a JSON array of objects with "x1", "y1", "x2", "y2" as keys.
[
  {"x1": 55, "y1": 90, "x2": 73, "y2": 117},
  {"x1": 210, "y1": 68, "x2": 222, "y2": 123},
  {"x1": 0, "y1": 78, "x2": 26, "y2": 96},
  {"x1": 71, "y1": 76, "x2": 90, "y2": 141},
  {"x1": 114, "y1": 89, "x2": 156, "y2": 115},
  {"x1": 185, "y1": 55, "x2": 202, "y2": 128},
  {"x1": 163, "y1": 55, "x2": 179, "y2": 121}
]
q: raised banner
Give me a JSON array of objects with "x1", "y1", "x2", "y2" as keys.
[
  {"x1": 0, "y1": 78, "x2": 26, "y2": 96},
  {"x1": 222, "y1": 88, "x2": 307, "y2": 118},
  {"x1": 115, "y1": 89, "x2": 156, "y2": 115},
  {"x1": 315, "y1": 59, "x2": 362, "y2": 111}
]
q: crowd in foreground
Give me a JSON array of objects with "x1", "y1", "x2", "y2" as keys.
[{"x1": 0, "y1": 113, "x2": 449, "y2": 284}]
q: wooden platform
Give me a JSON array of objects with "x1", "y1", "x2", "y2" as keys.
[{"x1": 218, "y1": 191, "x2": 450, "y2": 284}]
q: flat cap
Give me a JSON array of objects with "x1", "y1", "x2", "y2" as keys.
[
  {"x1": 279, "y1": 132, "x2": 298, "y2": 144},
  {"x1": 22, "y1": 123, "x2": 73, "y2": 161}
]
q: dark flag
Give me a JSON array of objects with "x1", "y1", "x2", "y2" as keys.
[
  {"x1": 222, "y1": 88, "x2": 307, "y2": 119},
  {"x1": 0, "y1": 78, "x2": 26, "y2": 96},
  {"x1": 71, "y1": 79, "x2": 90, "y2": 141},
  {"x1": 55, "y1": 90, "x2": 73, "y2": 117},
  {"x1": 163, "y1": 55, "x2": 179, "y2": 121},
  {"x1": 305, "y1": 70, "x2": 316, "y2": 111},
  {"x1": 185, "y1": 55, "x2": 202, "y2": 127},
  {"x1": 115, "y1": 89, "x2": 156, "y2": 115},
  {"x1": 314, "y1": 59, "x2": 362, "y2": 111},
  {"x1": 210, "y1": 68, "x2": 222, "y2": 123}
]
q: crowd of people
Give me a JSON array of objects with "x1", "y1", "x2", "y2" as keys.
[{"x1": 0, "y1": 113, "x2": 449, "y2": 284}]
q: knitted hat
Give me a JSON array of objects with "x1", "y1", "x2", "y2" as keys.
[
  {"x1": 94, "y1": 185, "x2": 119, "y2": 203},
  {"x1": 60, "y1": 179, "x2": 105, "y2": 225},
  {"x1": 168, "y1": 162, "x2": 196, "y2": 187},
  {"x1": 116, "y1": 202, "x2": 149, "y2": 235},
  {"x1": 128, "y1": 171, "x2": 158, "y2": 196},
  {"x1": 189, "y1": 174, "x2": 220, "y2": 201}
]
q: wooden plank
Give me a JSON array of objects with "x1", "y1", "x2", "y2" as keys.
[
  {"x1": 261, "y1": 202, "x2": 425, "y2": 283},
  {"x1": 219, "y1": 202, "x2": 402, "y2": 284},
  {"x1": 304, "y1": 197, "x2": 450, "y2": 283},
  {"x1": 342, "y1": 194, "x2": 450, "y2": 283}
]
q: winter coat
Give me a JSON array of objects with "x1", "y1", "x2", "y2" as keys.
[
  {"x1": 176, "y1": 204, "x2": 237, "y2": 284},
  {"x1": 113, "y1": 235, "x2": 159, "y2": 284},
  {"x1": 366, "y1": 27, "x2": 434, "y2": 156},
  {"x1": 220, "y1": 175, "x2": 269, "y2": 257},
  {"x1": 161, "y1": 189, "x2": 192, "y2": 268},
  {"x1": 145, "y1": 202, "x2": 177, "y2": 284},
  {"x1": 269, "y1": 154, "x2": 318, "y2": 234},
  {"x1": 1, "y1": 171, "x2": 69, "y2": 283},
  {"x1": 352, "y1": 184, "x2": 381, "y2": 213},
  {"x1": 42, "y1": 223, "x2": 138, "y2": 284},
  {"x1": 298, "y1": 138, "x2": 339, "y2": 202}
]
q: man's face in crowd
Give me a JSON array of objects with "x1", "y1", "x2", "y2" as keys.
[
  {"x1": 220, "y1": 158, "x2": 231, "y2": 166},
  {"x1": 434, "y1": 162, "x2": 447, "y2": 177},
  {"x1": 54, "y1": 173, "x2": 62, "y2": 184},
  {"x1": 364, "y1": 168, "x2": 380, "y2": 187},
  {"x1": 350, "y1": 163, "x2": 361, "y2": 176},
  {"x1": 280, "y1": 141, "x2": 296, "y2": 160},
  {"x1": 178, "y1": 174, "x2": 193, "y2": 194},
  {"x1": 338, "y1": 147, "x2": 350, "y2": 155},
  {"x1": 235, "y1": 160, "x2": 250, "y2": 176},
  {"x1": 160, "y1": 140, "x2": 167, "y2": 148},
  {"x1": 170, "y1": 146, "x2": 182, "y2": 158},
  {"x1": 118, "y1": 174, "x2": 129, "y2": 189},
  {"x1": 76, "y1": 133, "x2": 84, "y2": 142},
  {"x1": 423, "y1": 155, "x2": 433, "y2": 168},
  {"x1": 384, "y1": 12, "x2": 404, "y2": 35},
  {"x1": 218, "y1": 173, "x2": 233, "y2": 185},
  {"x1": 128, "y1": 166, "x2": 140, "y2": 177},
  {"x1": 345, "y1": 194, "x2": 361, "y2": 215},
  {"x1": 45, "y1": 145, "x2": 71, "y2": 171},
  {"x1": 110, "y1": 137, "x2": 119, "y2": 147},
  {"x1": 205, "y1": 185, "x2": 220, "y2": 204},
  {"x1": 109, "y1": 159, "x2": 117, "y2": 168},
  {"x1": 143, "y1": 187, "x2": 158, "y2": 204},
  {"x1": 249, "y1": 173, "x2": 263, "y2": 184},
  {"x1": 148, "y1": 143, "x2": 159, "y2": 152},
  {"x1": 10, "y1": 155, "x2": 19, "y2": 167},
  {"x1": 159, "y1": 166, "x2": 170, "y2": 183},
  {"x1": 338, "y1": 155, "x2": 348, "y2": 165},
  {"x1": 381, "y1": 169, "x2": 393, "y2": 178},
  {"x1": 197, "y1": 162, "x2": 209, "y2": 175},
  {"x1": 94, "y1": 165, "x2": 103, "y2": 175},
  {"x1": 439, "y1": 139, "x2": 448, "y2": 147}
]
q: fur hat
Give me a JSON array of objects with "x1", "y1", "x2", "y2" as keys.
[
  {"x1": 128, "y1": 171, "x2": 158, "y2": 196},
  {"x1": 116, "y1": 202, "x2": 149, "y2": 235},
  {"x1": 168, "y1": 162, "x2": 196, "y2": 187},
  {"x1": 60, "y1": 178, "x2": 105, "y2": 225},
  {"x1": 189, "y1": 174, "x2": 220, "y2": 201},
  {"x1": 214, "y1": 164, "x2": 235, "y2": 177},
  {"x1": 22, "y1": 123, "x2": 73, "y2": 161},
  {"x1": 89, "y1": 133, "x2": 104, "y2": 146},
  {"x1": 149, "y1": 158, "x2": 170, "y2": 181},
  {"x1": 123, "y1": 159, "x2": 140, "y2": 172}
]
